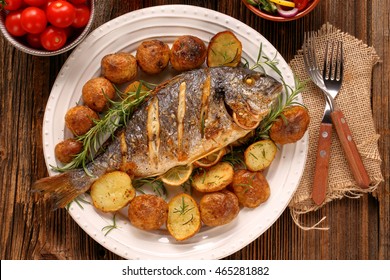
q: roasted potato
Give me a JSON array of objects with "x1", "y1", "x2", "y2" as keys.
[
  {"x1": 191, "y1": 162, "x2": 234, "y2": 192},
  {"x1": 82, "y1": 77, "x2": 116, "y2": 112},
  {"x1": 136, "y1": 40, "x2": 170, "y2": 75},
  {"x1": 230, "y1": 169, "x2": 270, "y2": 208},
  {"x1": 207, "y1": 30, "x2": 242, "y2": 67},
  {"x1": 269, "y1": 105, "x2": 310, "y2": 145},
  {"x1": 65, "y1": 105, "x2": 99, "y2": 136},
  {"x1": 167, "y1": 193, "x2": 201, "y2": 241},
  {"x1": 55, "y1": 138, "x2": 83, "y2": 163},
  {"x1": 128, "y1": 194, "x2": 168, "y2": 230},
  {"x1": 199, "y1": 190, "x2": 240, "y2": 227},
  {"x1": 101, "y1": 52, "x2": 138, "y2": 84},
  {"x1": 244, "y1": 139, "x2": 277, "y2": 172},
  {"x1": 170, "y1": 35, "x2": 207, "y2": 71},
  {"x1": 90, "y1": 171, "x2": 135, "y2": 212}
]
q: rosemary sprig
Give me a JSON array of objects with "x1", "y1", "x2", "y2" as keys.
[
  {"x1": 256, "y1": 77, "x2": 306, "y2": 139},
  {"x1": 243, "y1": 43, "x2": 306, "y2": 140},
  {"x1": 102, "y1": 213, "x2": 117, "y2": 236},
  {"x1": 65, "y1": 194, "x2": 91, "y2": 211},
  {"x1": 132, "y1": 177, "x2": 167, "y2": 198},
  {"x1": 222, "y1": 154, "x2": 246, "y2": 169},
  {"x1": 53, "y1": 82, "x2": 153, "y2": 175}
]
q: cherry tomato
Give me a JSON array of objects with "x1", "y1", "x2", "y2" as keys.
[
  {"x1": 26, "y1": 32, "x2": 43, "y2": 48},
  {"x1": 40, "y1": 25, "x2": 67, "y2": 50},
  {"x1": 42, "y1": 0, "x2": 53, "y2": 12},
  {"x1": 46, "y1": 1, "x2": 76, "y2": 28},
  {"x1": 20, "y1": 7, "x2": 47, "y2": 34},
  {"x1": 71, "y1": 4, "x2": 90, "y2": 28},
  {"x1": 68, "y1": 0, "x2": 86, "y2": 4},
  {"x1": 293, "y1": 0, "x2": 309, "y2": 11},
  {"x1": 23, "y1": 0, "x2": 47, "y2": 6},
  {"x1": 2, "y1": 0, "x2": 23, "y2": 10},
  {"x1": 5, "y1": 10, "x2": 26, "y2": 36}
]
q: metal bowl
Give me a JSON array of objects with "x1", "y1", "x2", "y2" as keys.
[
  {"x1": 0, "y1": 0, "x2": 95, "y2": 56},
  {"x1": 242, "y1": 0, "x2": 320, "y2": 22}
]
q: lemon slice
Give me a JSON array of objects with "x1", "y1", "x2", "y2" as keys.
[
  {"x1": 160, "y1": 164, "x2": 194, "y2": 187},
  {"x1": 269, "y1": 0, "x2": 296, "y2": 8},
  {"x1": 194, "y1": 148, "x2": 227, "y2": 168},
  {"x1": 232, "y1": 112, "x2": 262, "y2": 130}
]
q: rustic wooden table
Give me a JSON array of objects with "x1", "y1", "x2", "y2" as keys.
[{"x1": 0, "y1": 0, "x2": 388, "y2": 260}]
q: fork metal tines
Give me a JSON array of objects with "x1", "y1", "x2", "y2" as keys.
[
  {"x1": 323, "y1": 41, "x2": 344, "y2": 83},
  {"x1": 302, "y1": 32, "x2": 334, "y2": 111},
  {"x1": 302, "y1": 32, "x2": 323, "y2": 83}
]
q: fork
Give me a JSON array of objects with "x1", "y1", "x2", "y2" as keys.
[
  {"x1": 322, "y1": 40, "x2": 371, "y2": 189},
  {"x1": 303, "y1": 33, "x2": 335, "y2": 205}
]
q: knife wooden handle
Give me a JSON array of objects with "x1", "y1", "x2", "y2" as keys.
[
  {"x1": 331, "y1": 110, "x2": 370, "y2": 189},
  {"x1": 312, "y1": 122, "x2": 332, "y2": 205}
]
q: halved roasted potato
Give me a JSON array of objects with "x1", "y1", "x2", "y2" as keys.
[
  {"x1": 207, "y1": 30, "x2": 242, "y2": 67},
  {"x1": 191, "y1": 162, "x2": 234, "y2": 192},
  {"x1": 167, "y1": 193, "x2": 201, "y2": 241},
  {"x1": 244, "y1": 139, "x2": 277, "y2": 172},
  {"x1": 90, "y1": 171, "x2": 135, "y2": 212}
]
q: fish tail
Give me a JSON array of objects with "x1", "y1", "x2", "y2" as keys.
[{"x1": 32, "y1": 169, "x2": 93, "y2": 209}]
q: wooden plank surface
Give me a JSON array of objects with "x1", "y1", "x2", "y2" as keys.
[{"x1": 0, "y1": 0, "x2": 388, "y2": 260}]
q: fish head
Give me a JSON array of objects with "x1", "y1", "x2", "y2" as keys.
[{"x1": 221, "y1": 67, "x2": 283, "y2": 129}]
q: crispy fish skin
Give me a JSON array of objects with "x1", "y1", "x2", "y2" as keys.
[{"x1": 33, "y1": 67, "x2": 282, "y2": 208}]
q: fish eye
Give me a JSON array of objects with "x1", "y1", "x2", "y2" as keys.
[
  {"x1": 243, "y1": 74, "x2": 256, "y2": 86},
  {"x1": 244, "y1": 76, "x2": 255, "y2": 86}
]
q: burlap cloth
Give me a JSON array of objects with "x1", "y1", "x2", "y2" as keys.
[{"x1": 288, "y1": 23, "x2": 384, "y2": 229}]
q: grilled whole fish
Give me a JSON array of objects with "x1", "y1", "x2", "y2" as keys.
[{"x1": 33, "y1": 67, "x2": 282, "y2": 208}]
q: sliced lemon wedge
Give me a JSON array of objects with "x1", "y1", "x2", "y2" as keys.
[
  {"x1": 232, "y1": 112, "x2": 262, "y2": 130},
  {"x1": 194, "y1": 148, "x2": 227, "y2": 168},
  {"x1": 160, "y1": 164, "x2": 194, "y2": 187}
]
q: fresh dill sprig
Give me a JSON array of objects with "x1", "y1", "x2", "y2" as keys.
[
  {"x1": 52, "y1": 82, "x2": 153, "y2": 175},
  {"x1": 102, "y1": 213, "x2": 117, "y2": 236}
]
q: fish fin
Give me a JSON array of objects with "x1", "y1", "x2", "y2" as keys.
[{"x1": 32, "y1": 171, "x2": 92, "y2": 209}]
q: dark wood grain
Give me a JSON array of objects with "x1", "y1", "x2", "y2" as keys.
[{"x1": 0, "y1": 0, "x2": 388, "y2": 260}]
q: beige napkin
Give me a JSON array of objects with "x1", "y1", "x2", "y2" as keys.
[{"x1": 288, "y1": 23, "x2": 384, "y2": 229}]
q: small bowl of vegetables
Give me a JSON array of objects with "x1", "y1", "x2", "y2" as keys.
[
  {"x1": 243, "y1": 0, "x2": 320, "y2": 22},
  {"x1": 0, "y1": 0, "x2": 95, "y2": 56}
]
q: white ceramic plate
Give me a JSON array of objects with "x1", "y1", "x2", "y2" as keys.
[{"x1": 42, "y1": 5, "x2": 308, "y2": 259}]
